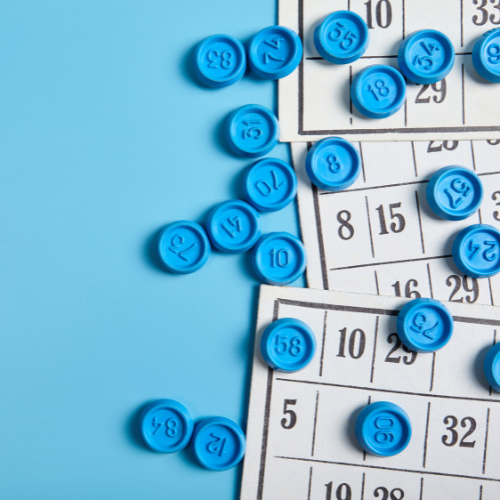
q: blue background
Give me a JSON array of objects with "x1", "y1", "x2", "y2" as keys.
[{"x1": 0, "y1": 1, "x2": 302, "y2": 499}]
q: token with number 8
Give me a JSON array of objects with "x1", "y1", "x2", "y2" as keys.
[{"x1": 260, "y1": 318, "x2": 316, "y2": 372}]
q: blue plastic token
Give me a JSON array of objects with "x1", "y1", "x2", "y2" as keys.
[
  {"x1": 355, "y1": 401, "x2": 412, "y2": 457},
  {"x1": 243, "y1": 158, "x2": 297, "y2": 212},
  {"x1": 140, "y1": 399, "x2": 194, "y2": 453},
  {"x1": 305, "y1": 137, "x2": 361, "y2": 191},
  {"x1": 260, "y1": 318, "x2": 316, "y2": 372},
  {"x1": 207, "y1": 200, "x2": 261, "y2": 253},
  {"x1": 225, "y1": 104, "x2": 280, "y2": 158},
  {"x1": 314, "y1": 11, "x2": 369, "y2": 65},
  {"x1": 193, "y1": 34, "x2": 246, "y2": 88},
  {"x1": 484, "y1": 344, "x2": 500, "y2": 393},
  {"x1": 248, "y1": 26, "x2": 302, "y2": 80},
  {"x1": 351, "y1": 65, "x2": 406, "y2": 119},
  {"x1": 192, "y1": 416, "x2": 246, "y2": 471},
  {"x1": 426, "y1": 166, "x2": 483, "y2": 221},
  {"x1": 398, "y1": 30, "x2": 455, "y2": 84},
  {"x1": 158, "y1": 221, "x2": 210, "y2": 274},
  {"x1": 397, "y1": 298, "x2": 454, "y2": 353},
  {"x1": 252, "y1": 232, "x2": 307, "y2": 285},
  {"x1": 452, "y1": 224, "x2": 500, "y2": 278},
  {"x1": 473, "y1": 28, "x2": 500, "y2": 83}
]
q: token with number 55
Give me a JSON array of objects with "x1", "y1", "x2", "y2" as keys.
[{"x1": 260, "y1": 318, "x2": 316, "y2": 372}]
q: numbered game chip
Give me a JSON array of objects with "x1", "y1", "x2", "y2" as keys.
[
  {"x1": 206, "y1": 200, "x2": 261, "y2": 253},
  {"x1": 473, "y1": 28, "x2": 500, "y2": 83},
  {"x1": 398, "y1": 29, "x2": 455, "y2": 84},
  {"x1": 397, "y1": 298, "x2": 454, "y2": 353},
  {"x1": 260, "y1": 318, "x2": 316, "y2": 373},
  {"x1": 314, "y1": 10, "x2": 369, "y2": 65},
  {"x1": 351, "y1": 65, "x2": 406, "y2": 119},
  {"x1": 305, "y1": 137, "x2": 361, "y2": 192},
  {"x1": 140, "y1": 399, "x2": 194, "y2": 453},
  {"x1": 452, "y1": 224, "x2": 500, "y2": 278},
  {"x1": 225, "y1": 104, "x2": 280, "y2": 158},
  {"x1": 248, "y1": 26, "x2": 302, "y2": 80},
  {"x1": 192, "y1": 416, "x2": 246, "y2": 471},
  {"x1": 251, "y1": 232, "x2": 307, "y2": 286},
  {"x1": 158, "y1": 221, "x2": 210, "y2": 274},
  {"x1": 355, "y1": 401, "x2": 412, "y2": 457},
  {"x1": 484, "y1": 343, "x2": 500, "y2": 393},
  {"x1": 243, "y1": 158, "x2": 297, "y2": 212},
  {"x1": 193, "y1": 34, "x2": 246, "y2": 88},
  {"x1": 426, "y1": 166, "x2": 483, "y2": 221}
]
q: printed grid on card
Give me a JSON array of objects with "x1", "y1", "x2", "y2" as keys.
[
  {"x1": 291, "y1": 139, "x2": 500, "y2": 305},
  {"x1": 240, "y1": 285, "x2": 500, "y2": 500},
  {"x1": 279, "y1": 0, "x2": 500, "y2": 142}
]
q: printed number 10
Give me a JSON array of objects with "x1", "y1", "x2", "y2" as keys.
[{"x1": 270, "y1": 248, "x2": 290, "y2": 267}]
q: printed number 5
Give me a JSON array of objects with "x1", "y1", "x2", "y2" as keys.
[{"x1": 281, "y1": 399, "x2": 297, "y2": 429}]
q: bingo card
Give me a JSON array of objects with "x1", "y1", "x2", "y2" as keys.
[
  {"x1": 279, "y1": 0, "x2": 500, "y2": 142},
  {"x1": 240, "y1": 285, "x2": 500, "y2": 499},
  {"x1": 291, "y1": 139, "x2": 500, "y2": 304}
]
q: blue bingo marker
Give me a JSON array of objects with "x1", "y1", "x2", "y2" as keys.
[
  {"x1": 252, "y1": 232, "x2": 307, "y2": 286},
  {"x1": 314, "y1": 11, "x2": 369, "y2": 64},
  {"x1": 260, "y1": 318, "x2": 316, "y2": 372},
  {"x1": 140, "y1": 399, "x2": 194, "y2": 453},
  {"x1": 484, "y1": 343, "x2": 500, "y2": 393},
  {"x1": 158, "y1": 221, "x2": 210, "y2": 274},
  {"x1": 397, "y1": 298, "x2": 454, "y2": 353},
  {"x1": 356, "y1": 402, "x2": 412, "y2": 457},
  {"x1": 207, "y1": 200, "x2": 261, "y2": 254},
  {"x1": 452, "y1": 224, "x2": 500, "y2": 278},
  {"x1": 194, "y1": 34, "x2": 246, "y2": 88},
  {"x1": 398, "y1": 30, "x2": 455, "y2": 84},
  {"x1": 248, "y1": 26, "x2": 302, "y2": 80},
  {"x1": 351, "y1": 65, "x2": 406, "y2": 118},
  {"x1": 225, "y1": 104, "x2": 280, "y2": 158},
  {"x1": 305, "y1": 137, "x2": 361, "y2": 191},
  {"x1": 426, "y1": 166, "x2": 483, "y2": 221},
  {"x1": 192, "y1": 416, "x2": 246, "y2": 471},
  {"x1": 243, "y1": 158, "x2": 297, "y2": 212},
  {"x1": 473, "y1": 28, "x2": 500, "y2": 83}
]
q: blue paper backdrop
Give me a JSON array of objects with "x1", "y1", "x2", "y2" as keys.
[{"x1": 0, "y1": 1, "x2": 303, "y2": 499}]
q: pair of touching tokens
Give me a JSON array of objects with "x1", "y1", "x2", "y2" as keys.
[
  {"x1": 260, "y1": 318, "x2": 412, "y2": 457},
  {"x1": 140, "y1": 400, "x2": 245, "y2": 471},
  {"x1": 425, "y1": 166, "x2": 500, "y2": 278},
  {"x1": 194, "y1": 26, "x2": 302, "y2": 87}
]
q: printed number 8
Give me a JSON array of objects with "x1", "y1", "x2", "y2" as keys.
[
  {"x1": 166, "y1": 418, "x2": 178, "y2": 437},
  {"x1": 327, "y1": 154, "x2": 342, "y2": 173}
]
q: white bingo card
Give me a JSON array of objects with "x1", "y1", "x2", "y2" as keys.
[
  {"x1": 291, "y1": 139, "x2": 500, "y2": 305},
  {"x1": 240, "y1": 285, "x2": 500, "y2": 500},
  {"x1": 279, "y1": 0, "x2": 500, "y2": 142}
]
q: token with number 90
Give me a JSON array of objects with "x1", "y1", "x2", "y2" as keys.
[
  {"x1": 356, "y1": 401, "x2": 412, "y2": 457},
  {"x1": 260, "y1": 317, "x2": 317, "y2": 372}
]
